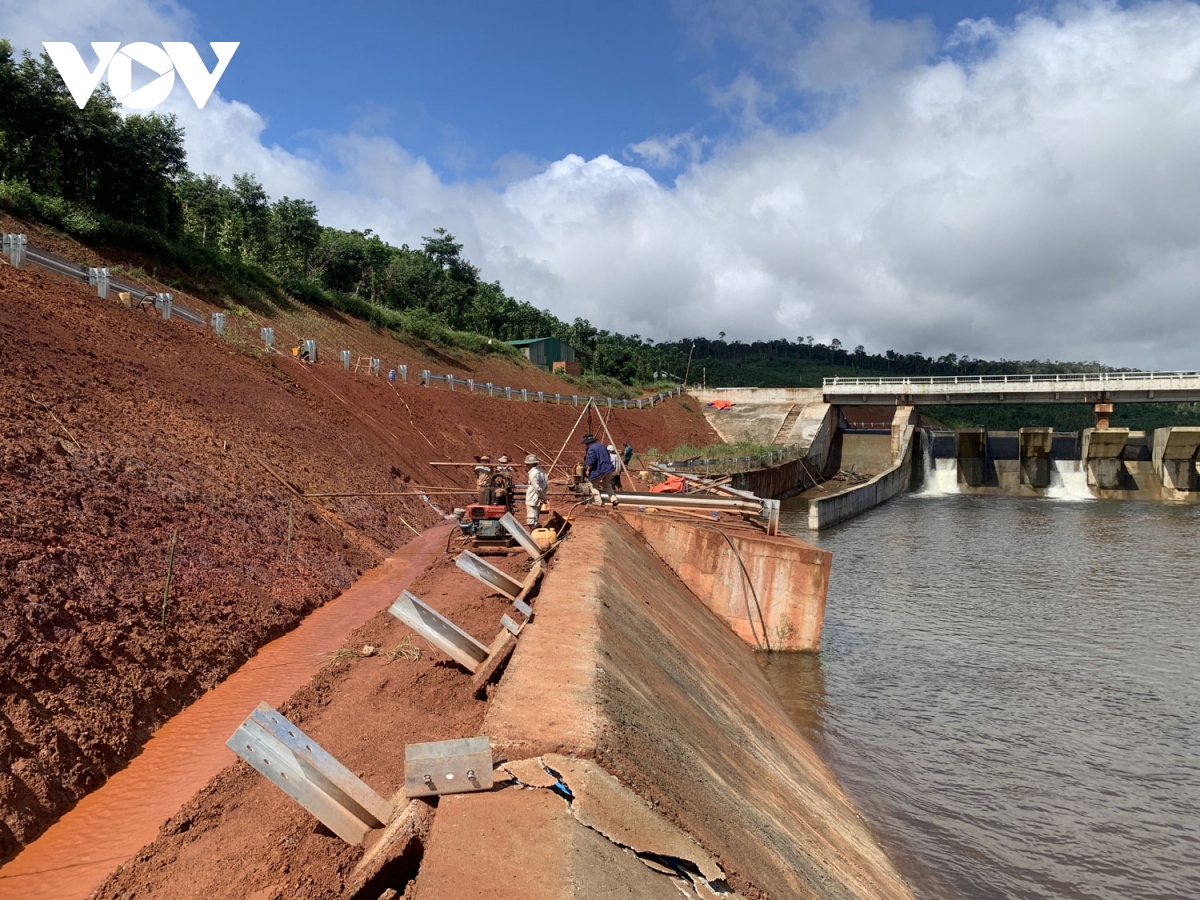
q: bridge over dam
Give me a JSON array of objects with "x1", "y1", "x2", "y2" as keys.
[
  {"x1": 687, "y1": 378, "x2": 1200, "y2": 530},
  {"x1": 822, "y1": 370, "x2": 1200, "y2": 407}
]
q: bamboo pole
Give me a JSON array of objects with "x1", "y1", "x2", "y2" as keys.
[{"x1": 546, "y1": 398, "x2": 594, "y2": 478}]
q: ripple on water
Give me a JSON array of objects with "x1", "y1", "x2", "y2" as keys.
[{"x1": 766, "y1": 495, "x2": 1200, "y2": 900}]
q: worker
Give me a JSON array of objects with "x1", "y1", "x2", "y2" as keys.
[
  {"x1": 582, "y1": 433, "x2": 615, "y2": 502},
  {"x1": 607, "y1": 444, "x2": 623, "y2": 491},
  {"x1": 496, "y1": 455, "x2": 514, "y2": 477},
  {"x1": 623, "y1": 442, "x2": 634, "y2": 465},
  {"x1": 525, "y1": 454, "x2": 548, "y2": 527},
  {"x1": 475, "y1": 455, "x2": 493, "y2": 504}
]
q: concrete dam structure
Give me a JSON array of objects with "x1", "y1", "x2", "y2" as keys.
[
  {"x1": 692, "y1": 386, "x2": 1200, "y2": 531},
  {"x1": 921, "y1": 426, "x2": 1200, "y2": 501}
]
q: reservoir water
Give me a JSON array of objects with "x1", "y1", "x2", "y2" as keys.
[{"x1": 769, "y1": 495, "x2": 1200, "y2": 899}]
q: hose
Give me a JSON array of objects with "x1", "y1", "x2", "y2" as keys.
[{"x1": 712, "y1": 526, "x2": 772, "y2": 653}]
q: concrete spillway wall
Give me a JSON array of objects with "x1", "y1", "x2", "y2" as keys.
[
  {"x1": 463, "y1": 515, "x2": 913, "y2": 899},
  {"x1": 626, "y1": 512, "x2": 829, "y2": 651},
  {"x1": 806, "y1": 408, "x2": 918, "y2": 530}
]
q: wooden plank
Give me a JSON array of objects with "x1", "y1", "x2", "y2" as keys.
[
  {"x1": 471, "y1": 630, "x2": 519, "y2": 694},
  {"x1": 455, "y1": 550, "x2": 523, "y2": 600},
  {"x1": 498, "y1": 512, "x2": 541, "y2": 559},
  {"x1": 405, "y1": 736, "x2": 494, "y2": 797},
  {"x1": 513, "y1": 561, "x2": 545, "y2": 606},
  {"x1": 389, "y1": 590, "x2": 489, "y2": 672},
  {"x1": 226, "y1": 703, "x2": 394, "y2": 845}
]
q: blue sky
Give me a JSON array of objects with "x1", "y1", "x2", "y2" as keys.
[
  {"x1": 6, "y1": 1, "x2": 1200, "y2": 369},
  {"x1": 183, "y1": 0, "x2": 1027, "y2": 180}
]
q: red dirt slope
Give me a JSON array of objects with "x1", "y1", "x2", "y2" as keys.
[{"x1": 0, "y1": 240, "x2": 716, "y2": 865}]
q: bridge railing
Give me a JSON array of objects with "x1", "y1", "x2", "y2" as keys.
[{"x1": 825, "y1": 371, "x2": 1200, "y2": 388}]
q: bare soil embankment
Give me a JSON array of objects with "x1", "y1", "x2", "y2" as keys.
[{"x1": 0, "y1": 219, "x2": 717, "y2": 864}]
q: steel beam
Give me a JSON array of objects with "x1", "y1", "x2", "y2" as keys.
[
  {"x1": 456, "y1": 550, "x2": 523, "y2": 599},
  {"x1": 388, "y1": 590, "x2": 490, "y2": 671},
  {"x1": 498, "y1": 512, "x2": 541, "y2": 559},
  {"x1": 227, "y1": 702, "x2": 393, "y2": 844}
]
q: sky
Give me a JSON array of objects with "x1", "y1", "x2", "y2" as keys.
[{"x1": 6, "y1": 0, "x2": 1200, "y2": 369}]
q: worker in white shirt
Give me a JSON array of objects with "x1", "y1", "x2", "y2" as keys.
[{"x1": 525, "y1": 454, "x2": 549, "y2": 527}]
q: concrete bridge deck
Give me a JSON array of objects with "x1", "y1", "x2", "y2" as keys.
[{"x1": 823, "y1": 371, "x2": 1200, "y2": 405}]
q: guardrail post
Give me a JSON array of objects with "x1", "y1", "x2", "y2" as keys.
[
  {"x1": 155, "y1": 291, "x2": 172, "y2": 319},
  {"x1": 210, "y1": 312, "x2": 226, "y2": 334},
  {"x1": 88, "y1": 267, "x2": 110, "y2": 298},
  {"x1": 505, "y1": 386, "x2": 512, "y2": 400},
  {"x1": 340, "y1": 350, "x2": 352, "y2": 370},
  {"x1": 399, "y1": 364, "x2": 407, "y2": 383},
  {"x1": 607, "y1": 398, "x2": 612, "y2": 408},
  {"x1": 467, "y1": 378, "x2": 475, "y2": 393},
  {"x1": 537, "y1": 391, "x2": 544, "y2": 402},
  {"x1": 261, "y1": 327, "x2": 275, "y2": 349},
  {"x1": 3, "y1": 233, "x2": 27, "y2": 268},
  {"x1": 447, "y1": 374, "x2": 455, "y2": 391},
  {"x1": 370, "y1": 358, "x2": 381, "y2": 376},
  {"x1": 637, "y1": 399, "x2": 643, "y2": 409},
  {"x1": 521, "y1": 389, "x2": 528, "y2": 402}
]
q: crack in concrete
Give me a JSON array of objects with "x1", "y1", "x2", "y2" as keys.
[{"x1": 496, "y1": 756, "x2": 741, "y2": 899}]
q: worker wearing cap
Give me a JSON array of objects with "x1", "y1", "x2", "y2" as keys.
[
  {"x1": 475, "y1": 455, "x2": 493, "y2": 504},
  {"x1": 582, "y1": 434, "x2": 615, "y2": 502},
  {"x1": 525, "y1": 454, "x2": 548, "y2": 527},
  {"x1": 607, "y1": 444, "x2": 624, "y2": 491}
]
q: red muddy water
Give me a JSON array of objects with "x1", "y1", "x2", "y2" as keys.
[{"x1": 0, "y1": 526, "x2": 448, "y2": 900}]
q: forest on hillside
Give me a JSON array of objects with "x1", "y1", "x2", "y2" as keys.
[{"x1": 5, "y1": 36, "x2": 1193, "y2": 430}]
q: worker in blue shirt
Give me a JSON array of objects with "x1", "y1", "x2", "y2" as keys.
[{"x1": 582, "y1": 433, "x2": 615, "y2": 502}]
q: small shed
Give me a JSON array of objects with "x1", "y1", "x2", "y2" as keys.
[{"x1": 507, "y1": 337, "x2": 582, "y2": 373}]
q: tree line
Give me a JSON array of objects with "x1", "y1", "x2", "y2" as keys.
[{"x1": 0, "y1": 40, "x2": 1128, "y2": 389}]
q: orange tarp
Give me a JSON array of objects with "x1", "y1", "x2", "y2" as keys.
[{"x1": 650, "y1": 475, "x2": 688, "y2": 493}]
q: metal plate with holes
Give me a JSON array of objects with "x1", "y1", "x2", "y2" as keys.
[
  {"x1": 226, "y1": 702, "x2": 393, "y2": 844},
  {"x1": 405, "y1": 736, "x2": 494, "y2": 797}
]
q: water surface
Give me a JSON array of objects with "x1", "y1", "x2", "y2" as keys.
[{"x1": 767, "y1": 495, "x2": 1200, "y2": 899}]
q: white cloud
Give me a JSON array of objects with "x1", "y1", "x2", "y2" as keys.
[{"x1": 9, "y1": 2, "x2": 1200, "y2": 367}]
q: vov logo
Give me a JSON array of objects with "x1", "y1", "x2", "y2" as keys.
[{"x1": 42, "y1": 42, "x2": 239, "y2": 110}]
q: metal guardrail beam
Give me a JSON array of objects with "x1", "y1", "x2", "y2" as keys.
[
  {"x1": 824, "y1": 371, "x2": 1200, "y2": 404},
  {"x1": 11, "y1": 235, "x2": 692, "y2": 408},
  {"x1": 825, "y1": 371, "x2": 1200, "y2": 386}
]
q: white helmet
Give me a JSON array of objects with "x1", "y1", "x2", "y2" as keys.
[{"x1": 525, "y1": 454, "x2": 539, "y2": 466}]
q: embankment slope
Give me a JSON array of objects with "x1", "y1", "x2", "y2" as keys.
[
  {"x1": 483, "y1": 515, "x2": 913, "y2": 899},
  {"x1": 0, "y1": 246, "x2": 717, "y2": 863}
]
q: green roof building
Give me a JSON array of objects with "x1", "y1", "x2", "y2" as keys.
[{"x1": 506, "y1": 337, "x2": 582, "y2": 372}]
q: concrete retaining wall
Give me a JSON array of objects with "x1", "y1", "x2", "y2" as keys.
[
  {"x1": 691, "y1": 388, "x2": 824, "y2": 444},
  {"x1": 625, "y1": 513, "x2": 829, "y2": 651},
  {"x1": 475, "y1": 516, "x2": 914, "y2": 899},
  {"x1": 807, "y1": 408, "x2": 917, "y2": 530}
]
